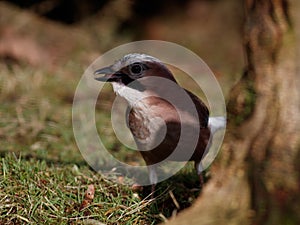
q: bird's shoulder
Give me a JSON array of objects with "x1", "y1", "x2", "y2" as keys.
[{"x1": 184, "y1": 89, "x2": 209, "y2": 127}]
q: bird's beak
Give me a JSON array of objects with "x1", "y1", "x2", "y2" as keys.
[{"x1": 94, "y1": 66, "x2": 117, "y2": 82}]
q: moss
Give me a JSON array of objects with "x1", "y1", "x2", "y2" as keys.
[
  {"x1": 227, "y1": 79, "x2": 257, "y2": 126},
  {"x1": 240, "y1": 81, "x2": 256, "y2": 122}
]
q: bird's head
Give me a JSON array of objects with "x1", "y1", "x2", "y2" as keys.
[{"x1": 94, "y1": 53, "x2": 177, "y2": 86}]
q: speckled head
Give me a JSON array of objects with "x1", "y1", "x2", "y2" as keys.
[
  {"x1": 94, "y1": 53, "x2": 176, "y2": 85},
  {"x1": 111, "y1": 53, "x2": 162, "y2": 71}
]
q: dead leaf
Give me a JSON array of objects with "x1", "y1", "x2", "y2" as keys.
[{"x1": 80, "y1": 184, "x2": 95, "y2": 211}]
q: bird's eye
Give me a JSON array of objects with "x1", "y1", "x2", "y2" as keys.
[{"x1": 129, "y1": 63, "x2": 143, "y2": 76}]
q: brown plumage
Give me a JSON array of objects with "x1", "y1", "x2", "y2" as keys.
[
  {"x1": 128, "y1": 91, "x2": 210, "y2": 164},
  {"x1": 94, "y1": 53, "x2": 213, "y2": 193}
]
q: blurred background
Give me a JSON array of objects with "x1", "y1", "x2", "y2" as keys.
[
  {"x1": 0, "y1": 0, "x2": 244, "y2": 74},
  {"x1": 0, "y1": 0, "x2": 244, "y2": 164}
]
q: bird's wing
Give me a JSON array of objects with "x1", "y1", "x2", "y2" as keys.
[{"x1": 184, "y1": 89, "x2": 210, "y2": 128}]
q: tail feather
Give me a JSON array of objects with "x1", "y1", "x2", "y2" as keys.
[{"x1": 208, "y1": 116, "x2": 226, "y2": 134}]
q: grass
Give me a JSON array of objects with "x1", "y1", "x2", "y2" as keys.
[
  {"x1": 0, "y1": 153, "x2": 155, "y2": 224},
  {"x1": 0, "y1": 153, "x2": 201, "y2": 225},
  {"x1": 0, "y1": 62, "x2": 202, "y2": 224}
]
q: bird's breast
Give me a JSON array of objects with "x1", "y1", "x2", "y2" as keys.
[{"x1": 128, "y1": 102, "x2": 168, "y2": 151}]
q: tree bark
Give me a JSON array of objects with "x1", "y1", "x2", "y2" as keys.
[{"x1": 165, "y1": 0, "x2": 300, "y2": 224}]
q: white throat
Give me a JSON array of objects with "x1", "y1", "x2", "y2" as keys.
[{"x1": 112, "y1": 82, "x2": 146, "y2": 106}]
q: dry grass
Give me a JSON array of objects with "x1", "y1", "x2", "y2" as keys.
[{"x1": 0, "y1": 153, "x2": 157, "y2": 224}]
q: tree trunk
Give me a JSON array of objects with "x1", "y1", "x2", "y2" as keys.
[{"x1": 165, "y1": 0, "x2": 300, "y2": 224}]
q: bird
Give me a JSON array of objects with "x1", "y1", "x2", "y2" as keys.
[{"x1": 94, "y1": 53, "x2": 224, "y2": 194}]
